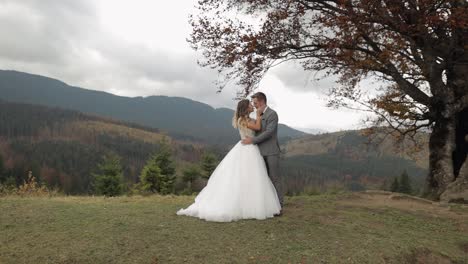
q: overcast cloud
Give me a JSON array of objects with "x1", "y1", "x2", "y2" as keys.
[{"x1": 0, "y1": 0, "x2": 367, "y2": 131}]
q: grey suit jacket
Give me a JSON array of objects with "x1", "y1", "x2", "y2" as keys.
[{"x1": 252, "y1": 107, "x2": 280, "y2": 156}]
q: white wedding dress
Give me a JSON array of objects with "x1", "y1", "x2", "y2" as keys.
[{"x1": 176, "y1": 124, "x2": 281, "y2": 222}]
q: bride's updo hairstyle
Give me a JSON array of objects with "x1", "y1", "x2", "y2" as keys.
[{"x1": 232, "y1": 99, "x2": 250, "y2": 128}]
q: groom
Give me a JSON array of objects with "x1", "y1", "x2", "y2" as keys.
[{"x1": 241, "y1": 92, "x2": 284, "y2": 212}]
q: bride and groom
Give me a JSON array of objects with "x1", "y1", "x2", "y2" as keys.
[{"x1": 176, "y1": 92, "x2": 284, "y2": 222}]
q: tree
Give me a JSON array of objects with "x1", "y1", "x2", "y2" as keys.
[
  {"x1": 92, "y1": 153, "x2": 124, "y2": 196},
  {"x1": 140, "y1": 149, "x2": 176, "y2": 195},
  {"x1": 390, "y1": 177, "x2": 399, "y2": 192},
  {"x1": 201, "y1": 152, "x2": 218, "y2": 179},
  {"x1": 189, "y1": 0, "x2": 468, "y2": 200},
  {"x1": 155, "y1": 144, "x2": 176, "y2": 177},
  {"x1": 140, "y1": 155, "x2": 162, "y2": 193},
  {"x1": 399, "y1": 170, "x2": 413, "y2": 194},
  {"x1": 182, "y1": 165, "x2": 202, "y2": 193},
  {"x1": 154, "y1": 147, "x2": 176, "y2": 195},
  {"x1": 159, "y1": 172, "x2": 176, "y2": 195}
]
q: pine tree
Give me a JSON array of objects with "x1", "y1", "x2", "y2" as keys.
[
  {"x1": 159, "y1": 172, "x2": 176, "y2": 195},
  {"x1": 140, "y1": 155, "x2": 162, "y2": 193},
  {"x1": 390, "y1": 177, "x2": 399, "y2": 192},
  {"x1": 92, "y1": 153, "x2": 124, "y2": 196},
  {"x1": 155, "y1": 148, "x2": 176, "y2": 178},
  {"x1": 154, "y1": 148, "x2": 176, "y2": 195},
  {"x1": 201, "y1": 152, "x2": 217, "y2": 179},
  {"x1": 140, "y1": 147, "x2": 176, "y2": 195},
  {"x1": 182, "y1": 165, "x2": 201, "y2": 193},
  {"x1": 398, "y1": 170, "x2": 412, "y2": 194}
]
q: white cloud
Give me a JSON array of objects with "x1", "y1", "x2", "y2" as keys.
[
  {"x1": 269, "y1": 61, "x2": 336, "y2": 94},
  {"x1": 256, "y1": 73, "x2": 366, "y2": 131},
  {"x1": 0, "y1": 0, "x2": 369, "y2": 131}
]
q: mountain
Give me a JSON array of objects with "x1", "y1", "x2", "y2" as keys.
[
  {"x1": 0, "y1": 70, "x2": 306, "y2": 145},
  {"x1": 0, "y1": 100, "x2": 210, "y2": 194},
  {"x1": 292, "y1": 127, "x2": 328, "y2": 135},
  {"x1": 280, "y1": 130, "x2": 429, "y2": 194},
  {"x1": 283, "y1": 130, "x2": 429, "y2": 168},
  {"x1": 0, "y1": 70, "x2": 430, "y2": 195}
]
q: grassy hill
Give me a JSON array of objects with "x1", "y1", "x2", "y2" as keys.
[
  {"x1": 280, "y1": 130, "x2": 429, "y2": 194},
  {"x1": 0, "y1": 70, "x2": 305, "y2": 145},
  {"x1": 283, "y1": 130, "x2": 429, "y2": 168},
  {"x1": 0, "y1": 192, "x2": 467, "y2": 263}
]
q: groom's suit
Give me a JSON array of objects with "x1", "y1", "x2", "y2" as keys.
[{"x1": 252, "y1": 106, "x2": 283, "y2": 206}]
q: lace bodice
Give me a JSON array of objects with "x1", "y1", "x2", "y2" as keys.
[{"x1": 238, "y1": 125, "x2": 255, "y2": 139}]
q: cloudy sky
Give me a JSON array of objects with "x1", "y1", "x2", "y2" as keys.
[{"x1": 0, "y1": 0, "x2": 368, "y2": 132}]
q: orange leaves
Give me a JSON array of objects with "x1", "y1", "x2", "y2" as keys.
[
  {"x1": 269, "y1": 9, "x2": 289, "y2": 20},
  {"x1": 370, "y1": 90, "x2": 420, "y2": 120},
  {"x1": 449, "y1": 6, "x2": 468, "y2": 29},
  {"x1": 190, "y1": 0, "x2": 465, "y2": 113}
]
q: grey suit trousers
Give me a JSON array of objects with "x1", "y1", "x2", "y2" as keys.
[{"x1": 264, "y1": 154, "x2": 283, "y2": 206}]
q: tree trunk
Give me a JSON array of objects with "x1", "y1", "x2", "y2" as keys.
[
  {"x1": 440, "y1": 107, "x2": 468, "y2": 202},
  {"x1": 441, "y1": 156, "x2": 468, "y2": 203},
  {"x1": 424, "y1": 115, "x2": 456, "y2": 200},
  {"x1": 427, "y1": 16, "x2": 468, "y2": 200},
  {"x1": 453, "y1": 107, "x2": 468, "y2": 178},
  {"x1": 437, "y1": 16, "x2": 468, "y2": 201}
]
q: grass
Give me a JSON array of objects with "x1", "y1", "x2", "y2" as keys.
[{"x1": 1, "y1": 193, "x2": 467, "y2": 263}]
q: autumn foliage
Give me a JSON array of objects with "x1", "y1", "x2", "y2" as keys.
[{"x1": 189, "y1": 0, "x2": 468, "y2": 199}]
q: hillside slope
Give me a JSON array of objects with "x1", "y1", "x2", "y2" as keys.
[
  {"x1": 280, "y1": 130, "x2": 429, "y2": 193},
  {"x1": 0, "y1": 193, "x2": 466, "y2": 263},
  {"x1": 0, "y1": 100, "x2": 205, "y2": 194}
]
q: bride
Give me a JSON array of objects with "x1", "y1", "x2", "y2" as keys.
[{"x1": 176, "y1": 99, "x2": 281, "y2": 222}]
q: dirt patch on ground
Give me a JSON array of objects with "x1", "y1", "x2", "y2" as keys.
[
  {"x1": 337, "y1": 191, "x2": 468, "y2": 232},
  {"x1": 400, "y1": 248, "x2": 453, "y2": 264}
]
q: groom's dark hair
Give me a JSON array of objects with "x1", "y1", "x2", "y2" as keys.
[{"x1": 252, "y1": 92, "x2": 267, "y2": 103}]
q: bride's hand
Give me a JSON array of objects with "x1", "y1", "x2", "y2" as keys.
[
  {"x1": 242, "y1": 137, "x2": 253, "y2": 145},
  {"x1": 256, "y1": 108, "x2": 263, "y2": 117}
]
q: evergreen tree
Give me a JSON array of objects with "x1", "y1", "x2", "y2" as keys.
[
  {"x1": 159, "y1": 172, "x2": 176, "y2": 195},
  {"x1": 92, "y1": 153, "x2": 124, "y2": 196},
  {"x1": 390, "y1": 177, "x2": 399, "y2": 192},
  {"x1": 201, "y1": 152, "x2": 217, "y2": 179},
  {"x1": 140, "y1": 155, "x2": 162, "y2": 193},
  {"x1": 154, "y1": 147, "x2": 176, "y2": 195},
  {"x1": 140, "y1": 148, "x2": 176, "y2": 195},
  {"x1": 155, "y1": 147, "x2": 176, "y2": 177},
  {"x1": 182, "y1": 165, "x2": 201, "y2": 193},
  {"x1": 398, "y1": 170, "x2": 412, "y2": 194}
]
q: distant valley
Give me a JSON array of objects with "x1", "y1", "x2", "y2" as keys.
[{"x1": 0, "y1": 70, "x2": 429, "y2": 194}]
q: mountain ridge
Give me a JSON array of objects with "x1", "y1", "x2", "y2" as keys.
[{"x1": 0, "y1": 70, "x2": 306, "y2": 145}]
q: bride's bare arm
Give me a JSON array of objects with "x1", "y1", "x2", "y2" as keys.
[{"x1": 247, "y1": 111, "x2": 262, "y2": 131}]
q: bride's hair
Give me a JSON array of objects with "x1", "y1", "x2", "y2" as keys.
[{"x1": 232, "y1": 99, "x2": 250, "y2": 128}]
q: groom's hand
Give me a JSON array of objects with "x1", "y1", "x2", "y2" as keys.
[{"x1": 242, "y1": 137, "x2": 253, "y2": 145}]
